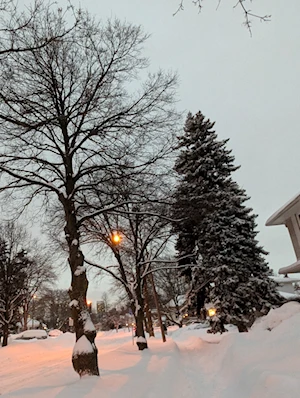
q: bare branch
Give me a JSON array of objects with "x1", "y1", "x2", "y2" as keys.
[
  {"x1": 142, "y1": 262, "x2": 202, "y2": 278},
  {"x1": 174, "y1": 0, "x2": 271, "y2": 34},
  {"x1": 0, "y1": 1, "x2": 79, "y2": 56},
  {"x1": 84, "y1": 258, "x2": 127, "y2": 288}
]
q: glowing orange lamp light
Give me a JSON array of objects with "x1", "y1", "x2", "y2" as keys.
[{"x1": 111, "y1": 232, "x2": 122, "y2": 244}]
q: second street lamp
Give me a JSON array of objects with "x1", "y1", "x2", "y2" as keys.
[{"x1": 87, "y1": 300, "x2": 92, "y2": 313}]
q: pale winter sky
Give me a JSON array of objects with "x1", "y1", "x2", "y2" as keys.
[{"x1": 31, "y1": 0, "x2": 300, "y2": 304}]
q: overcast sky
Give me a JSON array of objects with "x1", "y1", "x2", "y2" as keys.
[{"x1": 54, "y1": 0, "x2": 300, "y2": 304}]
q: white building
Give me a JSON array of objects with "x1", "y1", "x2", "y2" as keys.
[
  {"x1": 266, "y1": 192, "x2": 300, "y2": 275},
  {"x1": 271, "y1": 276, "x2": 300, "y2": 300}
]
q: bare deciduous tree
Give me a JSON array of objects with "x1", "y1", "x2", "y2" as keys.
[
  {"x1": 0, "y1": 9, "x2": 179, "y2": 375},
  {"x1": 154, "y1": 262, "x2": 186, "y2": 327},
  {"x1": 84, "y1": 173, "x2": 176, "y2": 350},
  {"x1": 34, "y1": 289, "x2": 70, "y2": 330},
  {"x1": 20, "y1": 250, "x2": 56, "y2": 331}
]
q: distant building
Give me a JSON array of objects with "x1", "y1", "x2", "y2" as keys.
[{"x1": 96, "y1": 301, "x2": 105, "y2": 314}]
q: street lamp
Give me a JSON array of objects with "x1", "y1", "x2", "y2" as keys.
[
  {"x1": 111, "y1": 231, "x2": 122, "y2": 245},
  {"x1": 207, "y1": 307, "x2": 216, "y2": 317}
]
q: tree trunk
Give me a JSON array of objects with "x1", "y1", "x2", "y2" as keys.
[
  {"x1": 143, "y1": 278, "x2": 154, "y2": 337},
  {"x1": 199, "y1": 307, "x2": 207, "y2": 321},
  {"x1": 2, "y1": 323, "x2": 9, "y2": 347},
  {"x1": 23, "y1": 303, "x2": 29, "y2": 331},
  {"x1": 208, "y1": 318, "x2": 227, "y2": 334},
  {"x1": 69, "y1": 271, "x2": 99, "y2": 376},
  {"x1": 134, "y1": 280, "x2": 148, "y2": 350},
  {"x1": 175, "y1": 304, "x2": 183, "y2": 328},
  {"x1": 61, "y1": 192, "x2": 99, "y2": 377},
  {"x1": 149, "y1": 267, "x2": 166, "y2": 342},
  {"x1": 144, "y1": 318, "x2": 148, "y2": 334},
  {"x1": 237, "y1": 322, "x2": 248, "y2": 333},
  {"x1": 135, "y1": 306, "x2": 148, "y2": 350}
]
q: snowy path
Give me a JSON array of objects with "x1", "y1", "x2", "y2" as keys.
[
  {"x1": 0, "y1": 329, "x2": 224, "y2": 398},
  {"x1": 0, "y1": 331, "x2": 143, "y2": 396},
  {"x1": 0, "y1": 335, "x2": 76, "y2": 395},
  {"x1": 97, "y1": 328, "x2": 227, "y2": 398},
  {"x1": 2, "y1": 306, "x2": 300, "y2": 398}
]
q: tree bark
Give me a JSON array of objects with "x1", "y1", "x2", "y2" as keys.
[
  {"x1": 237, "y1": 322, "x2": 248, "y2": 333},
  {"x1": 61, "y1": 191, "x2": 99, "y2": 377},
  {"x1": 144, "y1": 318, "x2": 148, "y2": 334},
  {"x1": 143, "y1": 278, "x2": 154, "y2": 337},
  {"x1": 135, "y1": 306, "x2": 148, "y2": 350},
  {"x1": 149, "y1": 267, "x2": 166, "y2": 342},
  {"x1": 22, "y1": 303, "x2": 29, "y2": 331},
  {"x1": 134, "y1": 279, "x2": 148, "y2": 350},
  {"x1": 208, "y1": 318, "x2": 227, "y2": 334},
  {"x1": 174, "y1": 303, "x2": 183, "y2": 328},
  {"x1": 2, "y1": 322, "x2": 9, "y2": 347}
]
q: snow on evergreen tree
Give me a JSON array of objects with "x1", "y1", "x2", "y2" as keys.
[{"x1": 173, "y1": 111, "x2": 282, "y2": 333}]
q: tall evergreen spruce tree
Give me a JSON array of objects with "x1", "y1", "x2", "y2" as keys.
[{"x1": 173, "y1": 111, "x2": 282, "y2": 333}]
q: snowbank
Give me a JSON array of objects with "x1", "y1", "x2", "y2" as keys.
[
  {"x1": 212, "y1": 302, "x2": 300, "y2": 397},
  {"x1": 2, "y1": 303, "x2": 300, "y2": 398},
  {"x1": 252, "y1": 301, "x2": 300, "y2": 331}
]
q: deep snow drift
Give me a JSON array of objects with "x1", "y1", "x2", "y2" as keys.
[{"x1": 1, "y1": 302, "x2": 300, "y2": 398}]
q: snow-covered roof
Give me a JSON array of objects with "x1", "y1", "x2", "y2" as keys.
[
  {"x1": 278, "y1": 291, "x2": 299, "y2": 300},
  {"x1": 272, "y1": 276, "x2": 300, "y2": 284},
  {"x1": 266, "y1": 192, "x2": 300, "y2": 226},
  {"x1": 279, "y1": 259, "x2": 300, "y2": 275}
]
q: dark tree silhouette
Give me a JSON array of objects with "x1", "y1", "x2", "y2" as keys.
[{"x1": 0, "y1": 9, "x2": 178, "y2": 375}]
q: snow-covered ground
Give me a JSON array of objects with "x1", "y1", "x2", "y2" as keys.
[{"x1": 1, "y1": 302, "x2": 300, "y2": 398}]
